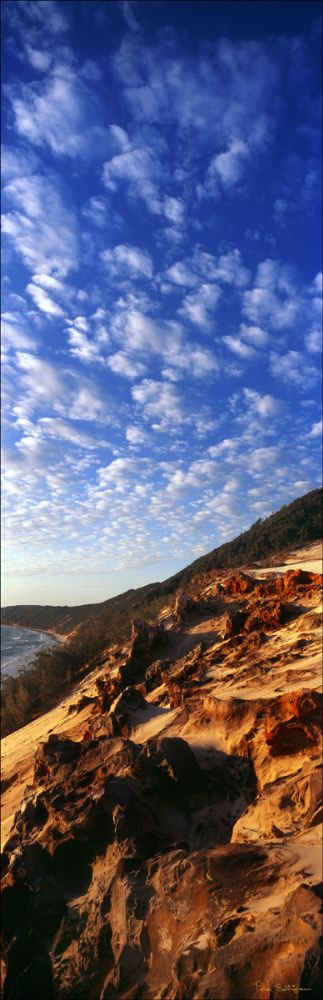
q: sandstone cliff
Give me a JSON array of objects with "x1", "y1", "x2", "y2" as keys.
[{"x1": 1, "y1": 543, "x2": 322, "y2": 999}]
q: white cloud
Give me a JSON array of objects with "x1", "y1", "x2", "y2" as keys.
[
  {"x1": 2, "y1": 18, "x2": 321, "y2": 595},
  {"x1": 103, "y1": 147, "x2": 162, "y2": 215},
  {"x1": 15, "y1": 352, "x2": 66, "y2": 419},
  {"x1": 210, "y1": 138, "x2": 249, "y2": 186},
  {"x1": 160, "y1": 367, "x2": 182, "y2": 383},
  {"x1": 305, "y1": 328, "x2": 322, "y2": 353},
  {"x1": 81, "y1": 197, "x2": 108, "y2": 227},
  {"x1": 160, "y1": 325, "x2": 219, "y2": 379},
  {"x1": 312, "y1": 272, "x2": 322, "y2": 294},
  {"x1": 126, "y1": 426, "x2": 146, "y2": 445},
  {"x1": 110, "y1": 303, "x2": 219, "y2": 380},
  {"x1": 69, "y1": 316, "x2": 88, "y2": 332},
  {"x1": 112, "y1": 308, "x2": 163, "y2": 353},
  {"x1": 243, "y1": 259, "x2": 299, "y2": 330},
  {"x1": 101, "y1": 243, "x2": 153, "y2": 279},
  {"x1": 239, "y1": 323, "x2": 269, "y2": 347},
  {"x1": 17, "y1": 1, "x2": 69, "y2": 35},
  {"x1": 179, "y1": 283, "x2": 220, "y2": 329},
  {"x1": 15, "y1": 352, "x2": 110, "y2": 425},
  {"x1": 25, "y1": 46, "x2": 52, "y2": 71},
  {"x1": 243, "y1": 388, "x2": 281, "y2": 417},
  {"x1": 26, "y1": 282, "x2": 65, "y2": 317},
  {"x1": 132, "y1": 379, "x2": 185, "y2": 427},
  {"x1": 1, "y1": 145, "x2": 40, "y2": 182},
  {"x1": 163, "y1": 196, "x2": 185, "y2": 225},
  {"x1": 164, "y1": 249, "x2": 249, "y2": 293},
  {"x1": 31, "y1": 273, "x2": 66, "y2": 293},
  {"x1": 107, "y1": 351, "x2": 147, "y2": 379},
  {"x1": 98, "y1": 457, "x2": 137, "y2": 491},
  {"x1": 208, "y1": 438, "x2": 238, "y2": 458},
  {"x1": 1, "y1": 313, "x2": 37, "y2": 353},
  {"x1": 109, "y1": 123, "x2": 129, "y2": 147},
  {"x1": 8, "y1": 64, "x2": 109, "y2": 161},
  {"x1": 115, "y1": 33, "x2": 277, "y2": 153},
  {"x1": 39, "y1": 417, "x2": 106, "y2": 449},
  {"x1": 270, "y1": 350, "x2": 320, "y2": 388},
  {"x1": 165, "y1": 262, "x2": 198, "y2": 287},
  {"x1": 222, "y1": 336, "x2": 257, "y2": 359},
  {"x1": 68, "y1": 384, "x2": 108, "y2": 423},
  {"x1": 308, "y1": 419, "x2": 323, "y2": 438},
  {"x1": 2, "y1": 174, "x2": 78, "y2": 276},
  {"x1": 166, "y1": 458, "x2": 218, "y2": 495},
  {"x1": 11, "y1": 72, "x2": 83, "y2": 156},
  {"x1": 215, "y1": 250, "x2": 250, "y2": 287},
  {"x1": 66, "y1": 326, "x2": 105, "y2": 364},
  {"x1": 247, "y1": 446, "x2": 279, "y2": 472}
]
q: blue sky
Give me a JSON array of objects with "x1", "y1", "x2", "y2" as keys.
[{"x1": 2, "y1": 0, "x2": 322, "y2": 606}]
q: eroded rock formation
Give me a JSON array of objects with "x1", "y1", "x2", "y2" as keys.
[{"x1": 1, "y1": 560, "x2": 322, "y2": 999}]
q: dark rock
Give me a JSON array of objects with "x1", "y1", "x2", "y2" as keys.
[
  {"x1": 145, "y1": 659, "x2": 172, "y2": 692},
  {"x1": 68, "y1": 695, "x2": 96, "y2": 715},
  {"x1": 265, "y1": 717, "x2": 317, "y2": 755},
  {"x1": 20, "y1": 795, "x2": 48, "y2": 833},
  {"x1": 120, "y1": 619, "x2": 166, "y2": 685},
  {"x1": 174, "y1": 592, "x2": 196, "y2": 624},
  {"x1": 158, "y1": 737, "x2": 201, "y2": 786},
  {"x1": 0, "y1": 773, "x2": 18, "y2": 795},
  {"x1": 222, "y1": 610, "x2": 248, "y2": 639},
  {"x1": 34, "y1": 735, "x2": 82, "y2": 782}
]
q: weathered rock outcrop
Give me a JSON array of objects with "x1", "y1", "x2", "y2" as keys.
[
  {"x1": 145, "y1": 658, "x2": 172, "y2": 693},
  {"x1": 119, "y1": 619, "x2": 166, "y2": 686},
  {"x1": 173, "y1": 591, "x2": 196, "y2": 624},
  {"x1": 276, "y1": 568, "x2": 323, "y2": 594},
  {"x1": 222, "y1": 609, "x2": 248, "y2": 638},
  {"x1": 223, "y1": 571, "x2": 256, "y2": 595},
  {"x1": 163, "y1": 644, "x2": 208, "y2": 707},
  {"x1": 1, "y1": 557, "x2": 322, "y2": 1000},
  {"x1": 107, "y1": 686, "x2": 148, "y2": 737},
  {"x1": 244, "y1": 597, "x2": 289, "y2": 632},
  {"x1": 265, "y1": 689, "x2": 322, "y2": 756}
]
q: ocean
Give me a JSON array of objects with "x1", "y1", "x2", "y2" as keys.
[{"x1": 1, "y1": 625, "x2": 59, "y2": 679}]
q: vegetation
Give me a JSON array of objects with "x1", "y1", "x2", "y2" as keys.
[
  {"x1": 1, "y1": 487, "x2": 321, "y2": 736},
  {"x1": 1, "y1": 593, "x2": 167, "y2": 736},
  {"x1": 0, "y1": 583, "x2": 162, "y2": 635}
]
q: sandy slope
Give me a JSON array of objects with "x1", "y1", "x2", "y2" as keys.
[
  {"x1": 248, "y1": 539, "x2": 322, "y2": 577},
  {"x1": 1, "y1": 540, "x2": 322, "y2": 999},
  {"x1": 1, "y1": 541, "x2": 321, "y2": 846}
]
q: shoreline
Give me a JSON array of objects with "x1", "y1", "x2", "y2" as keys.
[{"x1": 1, "y1": 623, "x2": 67, "y2": 644}]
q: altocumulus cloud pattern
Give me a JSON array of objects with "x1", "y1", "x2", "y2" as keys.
[{"x1": 2, "y1": 0, "x2": 322, "y2": 604}]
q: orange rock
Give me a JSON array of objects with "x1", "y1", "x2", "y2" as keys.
[
  {"x1": 244, "y1": 599, "x2": 288, "y2": 632},
  {"x1": 265, "y1": 690, "x2": 322, "y2": 755},
  {"x1": 276, "y1": 568, "x2": 323, "y2": 594},
  {"x1": 275, "y1": 690, "x2": 322, "y2": 723},
  {"x1": 265, "y1": 717, "x2": 317, "y2": 755},
  {"x1": 224, "y1": 572, "x2": 256, "y2": 595}
]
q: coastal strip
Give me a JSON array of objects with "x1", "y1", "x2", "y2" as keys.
[{"x1": 1, "y1": 624, "x2": 67, "y2": 643}]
